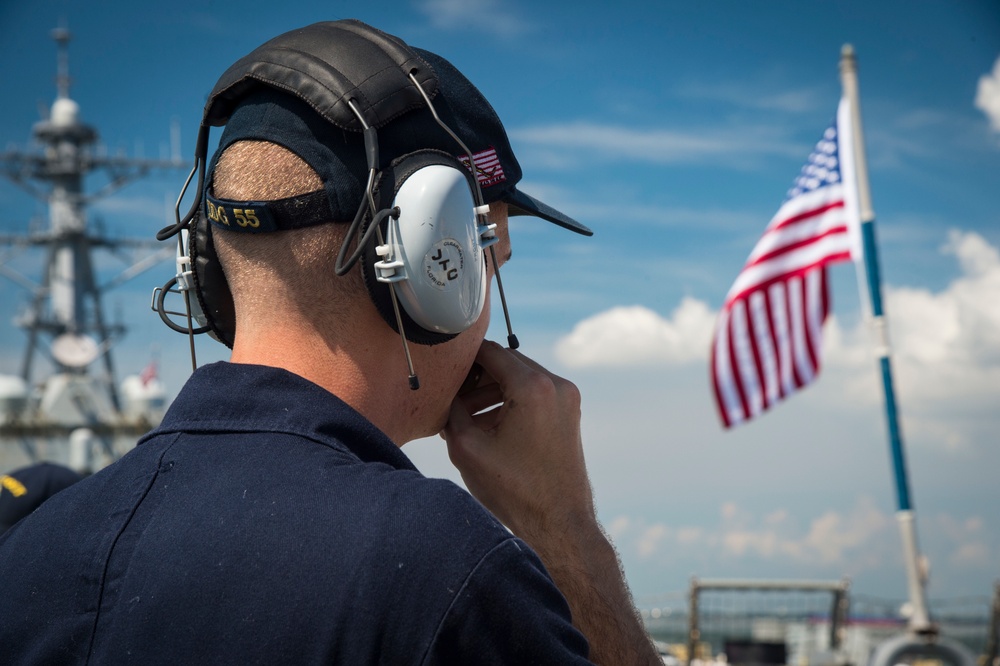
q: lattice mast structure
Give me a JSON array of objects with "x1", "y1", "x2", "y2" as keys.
[{"x1": 0, "y1": 27, "x2": 181, "y2": 466}]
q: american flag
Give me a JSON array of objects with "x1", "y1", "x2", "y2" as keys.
[
  {"x1": 140, "y1": 360, "x2": 158, "y2": 387},
  {"x1": 711, "y1": 100, "x2": 861, "y2": 428},
  {"x1": 458, "y1": 147, "x2": 507, "y2": 188}
]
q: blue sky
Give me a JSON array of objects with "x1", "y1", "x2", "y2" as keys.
[{"x1": 1, "y1": 0, "x2": 998, "y2": 606}]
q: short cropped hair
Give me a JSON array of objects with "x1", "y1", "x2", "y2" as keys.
[{"x1": 212, "y1": 140, "x2": 362, "y2": 332}]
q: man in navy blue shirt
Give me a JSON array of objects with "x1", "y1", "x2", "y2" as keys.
[{"x1": 0, "y1": 20, "x2": 659, "y2": 665}]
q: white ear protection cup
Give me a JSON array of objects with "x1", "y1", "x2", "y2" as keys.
[{"x1": 375, "y1": 164, "x2": 491, "y2": 334}]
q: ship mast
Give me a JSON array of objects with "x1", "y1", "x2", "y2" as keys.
[{"x1": 0, "y1": 27, "x2": 183, "y2": 468}]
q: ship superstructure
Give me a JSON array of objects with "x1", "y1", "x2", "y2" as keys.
[{"x1": 0, "y1": 27, "x2": 184, "y2": 472}]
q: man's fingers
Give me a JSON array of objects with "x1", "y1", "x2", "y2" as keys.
[
  {"x1": 443, "y1": 382, "x2": 503, "y2": 438},
  {"x1": 457, "y1": 362, "x2": 485, "y2": 397},
  {"x1": 476, "y1": 340, "x2": 568, "y2": 391},
  {"x1": 442, "y1": 394, "x2": 474, "y2": 437},
  {"x1": 508, "y1": 347, "x2": 567, "y2": 384},
  {"x1": 446, "y1": 340, "x2": 575, "y2": 450},
  {"x1": 459, "y1": 383, "x2": 504, "y2": 417},
  {"x1": 473, "y1": 341, "x2": 534, "y2": 393}
]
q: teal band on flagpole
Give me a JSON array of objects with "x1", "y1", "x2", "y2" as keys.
[
  {"x1": 879, "y1": 355, "x2": 912, "y2": 511},
  {"x1": 861, "y1": 221, "x2": 884, "y2": 316},
  {"x1": 861, "y1": 219, "x2": 913, "y2": 512}
]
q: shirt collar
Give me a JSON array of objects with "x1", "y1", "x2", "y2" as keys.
[{"x1": 143, "y1": 361, "x2": 417, "y2": 472}]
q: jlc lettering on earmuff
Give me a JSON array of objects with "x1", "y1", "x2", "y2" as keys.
[{"x1": 152, "y1": 19, "x2": 592, "y2": 387}]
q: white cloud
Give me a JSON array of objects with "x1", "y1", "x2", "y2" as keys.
[
  {"x1": 607, "y1": 515, "x2": 631, "y2": 541},
  {"x1": 933, "y1": 512, "x2": 991, "y2": 568},
  {"x1": 676, "y1": 527, "x2": 704, "y2": 546},
  {"x1": 975, "y1": 56, "x2": 1000, "y2": 133},
  {"x1": 887, "y1": 230, "x2": 1000, "y2": 365},
  {"x1": 714, "y1": 497, "x2": 889, "y2": 564},
  {"x1": 555, "y1": 298, "x2": 716, "y2": 367},
  {"x1": 867, "y1": 231, "x2": 1000, "y2": 453},
  {"x1": 678, "y1": 82, "x2": 827, "y2": 114},
  {"x1": 511, "y1": 122, "x2": 801, "y2": 165},
  {"x1": 606, "y1": 491, "x2": 996, "y2": 596},
  {"x1": 950, "y1": 542, "x2": 988, "y2": 566},
  {"x1": 638, "y1": 524, "x2": 670, "y2": 558},
  {"x1": 417, "y1": 0, "x2": 532, "y2": 37},
  {"x1": 612, "y1": 496, "x2": 894, "y2": 569},
  {"x1": 799, "y1": 497, "x2": 890, "y2": 564},
  {"x1": 555, "y1": 230, "x2": 1000, "y2": 421}
]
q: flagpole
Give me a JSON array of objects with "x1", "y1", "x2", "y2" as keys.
[{"x1": 839, "y1": 44, "x2": 933, "y2": 634}]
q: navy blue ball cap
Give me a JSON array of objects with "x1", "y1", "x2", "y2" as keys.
[
  {"x1": 203, "y1": 19, "x2": 592, "y2": 237},
  {"x1": 505, "y1": 188, "x2": 590, "y2": 235}
]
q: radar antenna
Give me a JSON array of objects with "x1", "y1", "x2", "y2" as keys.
[{"x1": 0, "y1": 26, "x2": 185, "y2": 470}]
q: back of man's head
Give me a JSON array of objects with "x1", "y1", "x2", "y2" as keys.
[{"x1": 212, "y1": 140, "x2": 363, "y2": 340}]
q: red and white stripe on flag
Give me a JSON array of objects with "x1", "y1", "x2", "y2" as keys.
[
  {"x1": 711, "y1": 101, "x2": 860, "y2": 428},
  {"x1": 140, "y1": 361, "x2": 158, "y2": 386},
  {"x1": 458, "y1": 146, "x2": 507, "y2": 188}
]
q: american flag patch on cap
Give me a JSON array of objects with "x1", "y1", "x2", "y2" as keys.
[{"x1": 458, "y1": 147, "x2": 507, "y2": 187}]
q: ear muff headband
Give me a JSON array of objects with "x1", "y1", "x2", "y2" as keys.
[{"x1": 205, "y1": 20, "x2": 438, "y2": 132}]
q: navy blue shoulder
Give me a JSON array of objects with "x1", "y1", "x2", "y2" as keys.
[{"x1": 142, "y1": 361, "x2": 416, "y2": 471}]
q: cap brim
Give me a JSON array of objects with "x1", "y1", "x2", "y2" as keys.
[{"x1": 503, "y1": 188, "x2": 593, "y2": 236}]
